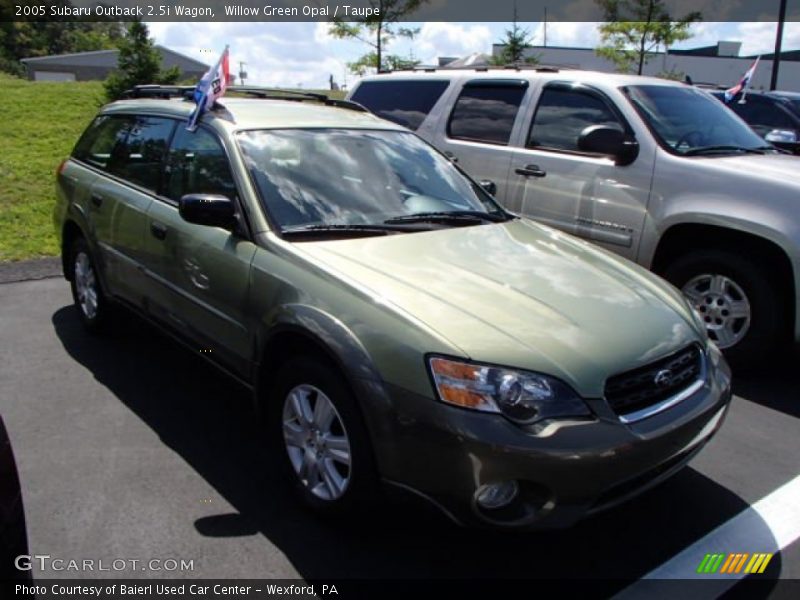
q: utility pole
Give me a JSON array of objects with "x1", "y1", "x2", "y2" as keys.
[
  {"x1": 770, "y1": 0, "x2": 787, "y2": 90},
  {"x1": 543, "y1": 7, "x2": 548, "y2": 47},
  {"x1": 238, "y1": 61, "x2": 247, "y2": 86}
]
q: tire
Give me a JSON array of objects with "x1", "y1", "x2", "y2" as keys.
[
  {"x1": 266, "y1": 356, "x2": 378, "y2": 515},
  {"x1": 68, "y1": 237, "x2": 109, "y2": 333},
  {"x1": 663, "y1": 248, "x2": 785, "y2": 369}
]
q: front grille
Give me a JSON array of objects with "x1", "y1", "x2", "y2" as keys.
[{"x1": 605, "y1": 345, "x2": 703, "y2": 417}]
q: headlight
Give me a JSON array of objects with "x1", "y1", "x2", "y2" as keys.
[{"x1": 428, "y1": 357, "x2": 590, "y2": 424}]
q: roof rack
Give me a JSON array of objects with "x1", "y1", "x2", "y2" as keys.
[
  {"x1": 119, "y1": 84, "x2": 369, "y2": 113},
  {"x1": 120, "y1": 85, "x2": 195, "y2": 100},
  {"x1": 226, "y1": 86, "x2": 369, "y2": 112},
  {"x1": 382, "y1": 64, "x2": 568, "y2": 74}
]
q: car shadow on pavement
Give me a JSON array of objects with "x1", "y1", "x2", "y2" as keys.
[
  {"x1": 732, "y1": 345, "x2": 800, "y2": 420},
  {"x1": 51, "y1": 306, "x2": 782, "y2": 592}
]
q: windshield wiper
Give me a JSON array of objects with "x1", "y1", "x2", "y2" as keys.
[
  {"x1": 281, "y1": 224, "x2": 407, "y2": 238},
  {"x1": 683, "y1": 145, "x2": 768, "y2": 156},
  {"x1": 383, "y1": 210, "x2": 508, "y2": 225}
]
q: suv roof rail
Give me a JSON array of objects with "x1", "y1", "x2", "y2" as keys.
[{"x1": 379, "y1": 63, "x2": 567, "y2": 74}]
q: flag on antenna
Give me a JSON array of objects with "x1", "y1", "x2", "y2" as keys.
[
  {"x1": 724, "y1": 56, "x2": 760, "y2": 104},
  {"x1": 187, "y1": 46, "x2": 230, "y2": 131}
]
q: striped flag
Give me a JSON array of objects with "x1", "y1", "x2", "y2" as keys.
[
  {"x1": 187, "y1": 45, "x2": 230, "y2": 131},
  {"x1": 724, "y1": 56, "x2": 760, "y2": 104}
]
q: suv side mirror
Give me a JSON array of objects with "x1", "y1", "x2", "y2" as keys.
[
  {"x1": 764, "y1": 129, "x2": 798, "y2": 144},
  {"x1": 179, "y1": 194, "x2": 237, "y2": 230},
  {"x1": 577, "y1": 125, "x2": 639, "y2": 166}
]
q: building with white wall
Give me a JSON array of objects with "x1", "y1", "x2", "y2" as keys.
[{"x1": 493, "y1": 42, "x2": 800, "y2": 92}]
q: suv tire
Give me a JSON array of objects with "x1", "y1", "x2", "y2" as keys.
[
  {"x1": 267, "y1": 356, "x2": 378, "y2": 515},
  {"x1": 69, "y1": 237, "x2": 110, "y2": 333},
  {"x1": 664, "y1": 249, "x2": 784, "y2": 369}
]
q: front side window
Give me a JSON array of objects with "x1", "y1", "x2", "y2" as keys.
[
  {"x1": 529, "y1": 87, "x2": 624, "y2": 151},
  {"x1": 237, "y1": 129, "x2": 504, "y2": 231},
  {"x1": 447, "y1": 82, "x2": 527, "y2": 145},
  {"x1": 73, "y1": 115, "x2": 133, "y2": 171},
  {"x1": 625, "y1": 85, "x2": 769, "y2": 155},
  {"x1": 165, "y1": 127, "x2": 237, "y2": 202},
  {"x1": 350, "y1": 80, "x2": 450, "y2": 130},
  {"x1": 110, "y1": 116, "x2": 175, "y2": 190}
]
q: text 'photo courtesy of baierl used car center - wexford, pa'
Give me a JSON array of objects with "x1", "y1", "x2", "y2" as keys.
[{"x1": 1, "y1": 1, "x2": 800, "y2": 599}]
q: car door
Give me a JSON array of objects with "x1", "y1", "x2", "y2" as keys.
[
  {"x1": 507, "y1": 82, "x2": 653, "y2": 260},
  {"x1": 430, "y1": 79, "x2": 528, "y2": 203},
  {"x1": 73, "y1": 114, "x2": 168, "y2": 306},
  {"x1": 143, "y1": 124, "x2": 256, "y2": 379}
]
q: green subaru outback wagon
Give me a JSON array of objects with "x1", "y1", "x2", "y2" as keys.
[{"x1": 54, "y1": 86, "x2": 732, "y2": 528}]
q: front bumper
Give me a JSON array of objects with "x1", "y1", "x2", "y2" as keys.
[{"x1": 364, "y1": 348, "x2": 732, "y2": 529}]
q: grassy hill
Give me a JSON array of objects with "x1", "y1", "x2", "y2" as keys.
[
  {"x1": 0, "y1": 73, "x2": 104, "y2": 261},
  {"x1": 0, "y1": 75, "x2": 347, "y2": 262}
]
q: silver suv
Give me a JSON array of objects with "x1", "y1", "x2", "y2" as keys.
[{"x1": 350, "y1": 69, "x2": 800, "y2": 367}]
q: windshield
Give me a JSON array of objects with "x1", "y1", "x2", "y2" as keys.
[
  {"x1": 624, "y1": 85, "x2": 769, "y2": 155},
  {"x1": 237, "y1": 129, "x2": 506, "y2": 232}
]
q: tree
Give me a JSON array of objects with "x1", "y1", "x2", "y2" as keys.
[
  {"x1": 104, "y1": 20, "x2": 180, "y2": 100},
  {"x1": 596, "y1": 0, "x2": 701, "y2": 75},
  {"x1": 491, "y1": 3, "x2": 539, "y2": 66},
  {"x1": 329, "y1": 0, "x2": 426, "y2": 75}
]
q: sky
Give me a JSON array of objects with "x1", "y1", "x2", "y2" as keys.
[{"x1": 146, "y1": 21, "x2": 800, "y2": 90}]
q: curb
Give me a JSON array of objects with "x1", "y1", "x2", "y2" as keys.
[{"x1": 0, "y1": 257, "x2": 62, "y2": 284}]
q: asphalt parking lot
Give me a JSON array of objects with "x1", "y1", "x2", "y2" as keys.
[{"x1": 1, "y1": 276, "x2": 798, "y2": 594}]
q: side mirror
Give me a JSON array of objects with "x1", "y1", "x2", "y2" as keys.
[
  {"x1": 479, "y1": 179, "x2": 497, "y2": 196},
  {"x1": 577, "y1": 125, "x2": 639, "y2": 166},
  {"x1": 179, "y1": 194, "x2": 236, "y2": 230},
  {"x1": 764, "y1": 129, "x2": 798, "y2": 144}
]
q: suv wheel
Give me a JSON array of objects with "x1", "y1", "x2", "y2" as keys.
[
  {"x1": 69, "y1": 237, "x2": 108, "y2": 332},
  {"x1": 267, "y1": 357, "x2": 377, "y2": 514},
  {"x1": 663, "y1": 249, "x2": 784, "y2": 368}
]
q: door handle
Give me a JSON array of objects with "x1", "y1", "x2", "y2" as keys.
[
  {"x1": 150, "y1": 221, "x2": 168, "y2": 241},
  {"x1": 515, "y1": 164, "x2": 547, "y2": 178},
  {"x1": 90, "y1": 193, "x2": 104, "y2": 207}
]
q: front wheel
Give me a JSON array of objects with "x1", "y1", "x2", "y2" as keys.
[
  {"x1": 663, "y1": 249, "x2": 785, "y2": 369},
  {"x1": 267, "y1": 357, "x2": 378, "y2": 515}
]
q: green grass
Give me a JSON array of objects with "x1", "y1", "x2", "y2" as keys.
[
  {"x1": 0, "y1": 73, "x2": 105, "y2": 262},
  {"x1": 0, "y1": 77, "x2": 346, "y2": 262}
]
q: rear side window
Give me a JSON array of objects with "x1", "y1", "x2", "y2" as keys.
[
  {"x1": 529, "y1": 87, "x2": 623, "y2": 151},
  {"x1": 164, "y1": 127, "x2": 236, "y2": 202},
  {"x1": 351, "y1": 80, "x2": 449, "y2": 130},
  {"x1": 73, "y1": 115, "x2": 133, "y2": 170},
  {"x1": 110, "y1": 116, "x2": 175, "y2": 191},
  {"x1": 447, "y1": 82, "x2": 527, "y2": 145}
]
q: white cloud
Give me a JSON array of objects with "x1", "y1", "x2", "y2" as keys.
[{"x1": 415, "y1": 23, "x2": 493, "y2": 63}]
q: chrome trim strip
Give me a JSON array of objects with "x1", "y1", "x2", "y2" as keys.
[{"x1": 618, "y1": 348, "x2": 707, "y2": 424}]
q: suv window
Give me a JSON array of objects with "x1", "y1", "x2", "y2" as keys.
[
  {"x1": 110, "y1": 116, "x2": 175, "y2": 191},
  {"x1": 447, "y1": 82, "x2": 527, "y2": 145},
  {"x1": 165, "y1": 127, "x2": 237, "y2": 202},
  {"x1": 529, "y1": 87, "x2": 623, "y2": 151},
  {"x1": 351, "y1": 80, "x2": 449, "y2": 130},
  {"x1": 73, "y1": 115, "x2": 133, "y2": 171}
]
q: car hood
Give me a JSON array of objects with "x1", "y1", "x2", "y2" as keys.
[
  {"x1": 693, "y1": 152, "x2": 800, "y2": 184},
  {"x1": 295, "y1": 219, "x2": 702, "y2": 397}
]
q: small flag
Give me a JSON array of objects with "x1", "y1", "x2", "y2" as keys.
[
  {"x1": 724, "y1": 56, "x2": 759, "y2": 104},
  {"x1": 187, "y1": 45, "x2": 230, "y2": 131}
]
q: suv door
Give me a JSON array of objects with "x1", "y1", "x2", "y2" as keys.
[
  {"x1": 143, "y1": 125, "x2": 256, "y2": 379},
  {"x1": 508, "y1": 82, "x2": 652, "y2": 259},
  {"x1": 72, "y1": 114, "x2": 172, "y2": 306},
  {"x1": 432, "y1": 80, "x2": 528, "y2": 202}
]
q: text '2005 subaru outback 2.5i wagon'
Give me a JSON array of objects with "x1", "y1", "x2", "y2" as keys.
[{"x1": 54, "y1": 86, "x2": 732, "y2": 529}]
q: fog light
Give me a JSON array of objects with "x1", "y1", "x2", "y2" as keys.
[{"x1": 475, "y1": 481, "x2": 519, "y2": 510}]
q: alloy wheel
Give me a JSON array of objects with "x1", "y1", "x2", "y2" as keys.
[
  {"x1": 74, "y1": 251, "x2": 99, "y2": 320},
  {"x1": 682, "y1": 274, "x2": 751, "y2": 349},
  {"x1": 282, "y1": 384, "x2": 352, "y2": 501}
]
